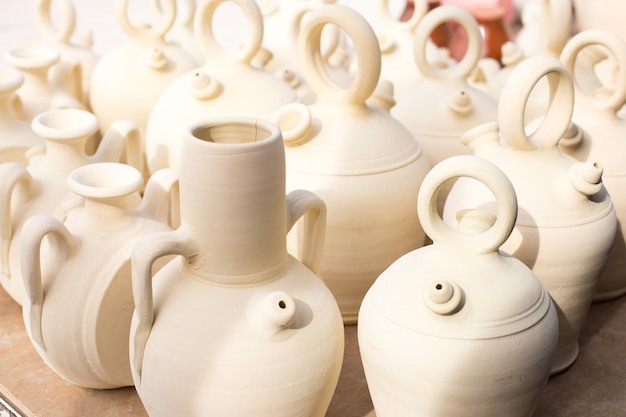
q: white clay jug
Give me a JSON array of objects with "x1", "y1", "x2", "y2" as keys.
[
  {"x1": 129, "y1": 117, "x2": 344, "y2": 417},
  {"x1": 515, "y1": 0, "x2": 572, "y2": 58},
  {"x1": 4, "y1": 41, "x2": 83, "y2": 122},
  {"x1": 20, "y1": 163, "x2": 177, "y2": 389},
  {"x1": 359, "y1": 155, "x2": 558, "y2": 417},
  {"x1": 392, "y1": 5, "x2": 497, "y2": 168},
  {"x1": 36, "y1": 0, "x2": 100, "y2": 108},
  {"x1": 444, "y1": 56, "x2": 617, "y2": 374},
  {"x1": 0, "y1": 67, "x2": 43, "y2": 165},
  {"x1": 145, "y1": 0, "x2": 298, "y2": 173},
  {"x1": 89, "y1": 0, "x2": 197, "y2": 139},
  {"x1": 0, "y1": 108, "x2": 142, "y2": 305},
  {"x1": 272, "y1": 4, "x2": 430, "y2": 323},
  {"x1": 558, "y1": 29, "x2": 626, "y2": 301}
]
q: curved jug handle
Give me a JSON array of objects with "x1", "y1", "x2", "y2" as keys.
[
  {"x1": 299, "y1": 4, "x2": 381, "y2": 105},
  {"x1": 116, "y1": 0, "x2": 176, "y2": 41},
  {"x1": 94, "y1": 119, "x2": 143, "y2": 174},
  {"x1": 138, "y1": 168, "x2": 180, "y2": 228},
  {"x1": 542, "y1": 0, "x2": 572, "y2": 56},
  {"x1": 20, "y1": 214, "x2": 74, "y2": 353},
  {"x1": 498, "y1": 55, "x2": 574, "y2": 150},
  {"x1": 36, "y1": 0, "x2": 76, "y2": 44},
  {"x1": 379, "y1": 0, "x2": 428, "y2": 32},
  {"x1": 413, "y1": 5, "x2": 482, "y2": 80},
  {"x1": 418, "y1": 155, "x2": 517, "y2": 254},
  {"x1": 560, "y1": 29, "x2": 626, "y2": 113},
  {"x1": 0, "y1": 163, "x2": 33, "y2": 275},
  {"x1": 286, "y1": 190, "x2": 326, "y2": 274},
  {"x1": 194, "y1": 0, "x2": 264, "y2": 66},
  {"x1": 131, "y1": 229, "x2": 198, "y2": 381}
]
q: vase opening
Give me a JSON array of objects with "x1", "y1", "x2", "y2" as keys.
[
  {"x1": 32, "y1": 108, "x2": 99, "y2": 139},
  {"x1": 6, "y1": 42, "x2": 59, "y2": 69},
  {"x1": 68, "y1": 162, "x2": 143, "y2": 199},
  {"x1": 191, "y1": 120, "x2": 275, "y2": 145}
]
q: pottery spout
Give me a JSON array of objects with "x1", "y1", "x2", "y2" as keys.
[
  {"x1": 461, "y1": 121, "x2": 501, "y2": 156},
  {"x1": 569, "y1": 160, "x2": 604, "y2": 197}
]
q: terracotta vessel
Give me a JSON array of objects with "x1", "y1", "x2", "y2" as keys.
[
  {"x1": 130, "y1": 117, "x2": 343, "y2": 416},
  {"x1": 0, "y1": 67, "x2": 43, "y2": 165},
  {"x1": 145, "y1": 0, "x2": 297, "y2": 173},
  {"x1": 0, "y1": 108, "x2": 142, "y2": 305},
  {"x1": 89, "y1": 0, "x2": 197, "y2": 139},
  {"x1": 359, "y1": 155, "x2": 558, "y2": 417},
  {"x1": 36, "y1": 0, "x2": 100, "y2": 108},
  {"x1": 444, "y1": 56, "x2": 617, "y2": 374},
  {"x1": 558, "y1": 30, "x2": 626, "y2": 301},
  {"x1": 4, "y1": 41, "x2": 83, "y2": 122},
  {"x1": 273, "y1": 4, "x2": 430, "y2": 323},
  {"x1": 20, "y1": 163, "x2": 176, "y2": 389}
]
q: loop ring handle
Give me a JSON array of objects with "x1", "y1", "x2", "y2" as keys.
[
  {"x1": 116, "y1": 0, "x2": 176, "y2": 40},
  {"x1": 37, "y1": 0, "x2": 76, "y2": 44}
]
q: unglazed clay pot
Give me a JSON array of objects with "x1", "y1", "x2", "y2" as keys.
[
  {"x1": 574, "y1": 0, "x2": 626, "y2": 44},
  {"x1": 130, "y1": 117, "x2": 343, "y2": 417},
  {"x1": 444, "y1": 56, "x2": 617, "y2": 374},
  {"x1": 558, "y1": 30, "x2": 626, "y2": 302},
  {"x1": 0, "y1": 108, "x2": 142, "y2": 305},
  {"x1": 0, "y1": 67, "x2": 43, "y2": 165},
  {"x1": 145, "y1": 0, "x2": 298, "y2": 173},
  {"x1": 273, "y1": 4, "x2": 430, "y2": 323},
  {"x1": 392, "y1": 5, "x2": 497, "y2": 168},
  {"x1": 4, "y1": 42, "x2": 83, "y2": 122},
  {"x1": 359, "y1": 155, "x2": 558, "y2": 417},
  {"x1": 20, "y1": 163, "x2": 176, "y2": 389},
  {"x1": 36, "y1": 0, "x2": 100, "y2": 107},
  {"x1": 89, "y1": 0, "x2": 197, "y2": 139}
]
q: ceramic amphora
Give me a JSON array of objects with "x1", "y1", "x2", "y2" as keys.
[
  {"x1": 129, "y1": 117, "x2": 344, "y2": 417},
  {"x1": 359, "y1": 155, "x2": 558, "y2": 417},
  {"x1": 36, "y1": 0, "x2": 100, "y2": 108},
  {"x1": 145, "y1": 0, "x2": 298, "y2": 173},
  {"x1": 4, "y1": 41, "x2": 83, "y2": 122},
  {"x1": 20, "y1": 163, "x2": 177, "y2": 389},
  {"x1": 393, "y1": 5, "x2": 497, "y2": 168},
  {"x1": 557, "y1": 30, "x2": 626, "y2": 302},
  {"x1": 444, "y1": 56, "x2": 617, "y2": 374},
  {"x1": 89, "y1": 0, "x2": 197, "y2": 139},
  {"x1": 0, "y1": 108, "x2": 142, "y2": 305},
  {"x1": 0, "y1": 67, "x2": 43, "y2": 165},
  {"x1": 272, "y1": 4, "x2": 431, "y2": 323}
]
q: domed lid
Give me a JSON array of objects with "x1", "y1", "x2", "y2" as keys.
[{"x1": 369, "y1": 156, "x2": 552, "y2": 339}]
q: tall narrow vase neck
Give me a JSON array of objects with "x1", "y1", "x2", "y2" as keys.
[
  {"x1": 179, "y1": 118, "x2": 289, "y2": 285},
  {"x1": 41, "y1": 135, "x2": 89, "y2": 171}
]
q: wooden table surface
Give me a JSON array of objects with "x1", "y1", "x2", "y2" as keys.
[{"x1": 1, "y1": 284, "x2": 625, "y2": 417}]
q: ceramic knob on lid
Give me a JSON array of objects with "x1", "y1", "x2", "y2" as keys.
[{"x1": 358, "y1": 155, "x2": 558, "y2": 417}]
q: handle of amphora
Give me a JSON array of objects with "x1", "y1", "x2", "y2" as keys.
[
  {"x1": 154, "y1": 0, "x2": 195, "y2": 29},
  {"x1": 20, "y1": 215, "x2": 74, "y2": 353},
  {"x1": 116, "y1": 0, "x2": 176, "y2": 41},
  {"x1": 418, "y1": 155, "x2": 517, "y2": 254},
  {"x1": 288, "y1": 5, "x2": 342, "y2": 64},
  {"x1": 130, "y1": 229, "x2": 198, "y2": 381},
  {"x1": 560, "y1": 29, "x2": 626, "y2": 113},
  {"x1": 286, "y1": 190, "x2": 327, "y2": 274},
  {"x1": 498, "y1": 55, "x2": 574, "y2": 150},
  {"x1": 413, "y1": 5, "x2": 482, "y2": 80},
  {"x1": 194, "y1": 0, "x2": 263, "y2": 66},
  {"x1": 138, "y1": 168, "x2": 180, "y2": 228},
  {"x1": 49, "y1": 58, "x2": 83, "y2": 105},
  {"x1": 298, "y1": 4, "x2": 381, "y2": 105},
  {"x1": 379, "y1": 0, "x2": 428, "y2": 32},
  {"x1": 36, "y1": 0, "x2": 76, "y2": 44},
  {"x1": 542, "y1": 0, "x2": 572, "y2": 56},
  {"x1": 94, "y1": 119, "x2": 144, "y2": 174},
  {"x1": 0, "y1": 163, "x2": 33, "y2": 276}
]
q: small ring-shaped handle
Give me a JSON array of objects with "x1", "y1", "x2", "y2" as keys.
[
  {"x1": 413, "y1": 5, "x2": 482, "y2": 80},
  {"x1": 379, "y1": 0, "x2": 429, "y2": 32},
  {"x1": 560, "y1": 29, "x2": 626, "y2": 113},
  {"x1": 194, "y1": 0, "x2": 263, "y2": 65},
  {"x1": 298, "y1": 4, "x2": 381, "y2": 105},
  {"x1": 37, "y1": 0, "x2": 76, "y2": 44},
  {"x1": 498, "y1": 56, "x2": 574, "y2": 150},
  {"x1": 116, "y1": 0, "x2": 176, "y2": 40},
  {"x1": 417, "y1": 155, "x2": 517, "y2": 254}
]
